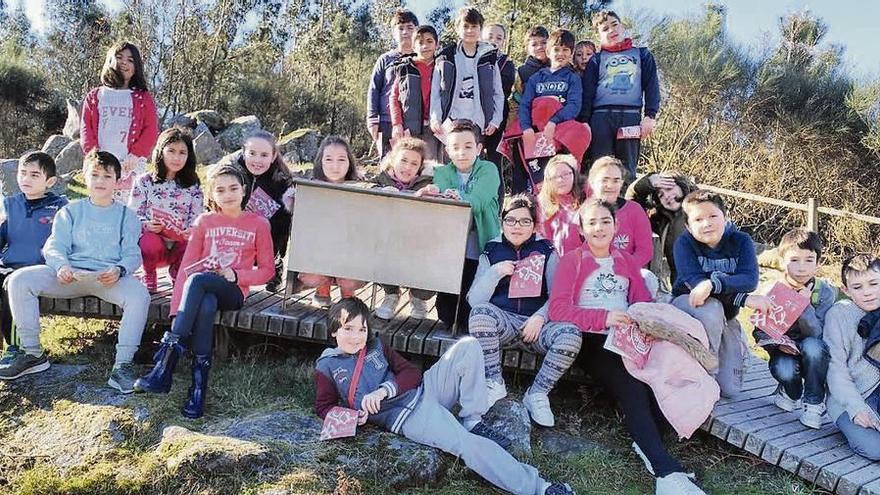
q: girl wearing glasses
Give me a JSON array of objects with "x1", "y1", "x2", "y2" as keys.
[
  {"x1": 467, "y1": 194, "x2": 582, "y2": 428},
  {"x1": 536, "y1": 155, "x2": 586, "y2": 257}
]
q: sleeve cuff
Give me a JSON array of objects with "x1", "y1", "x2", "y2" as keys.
[
  {"x1": 710, "y1": 272, "x2": 723, "y2": 293},
  {"x1": 380, "y1": 381, "x2": 397, "y2": 399},
  {"x1": 733, "y1": 292, "x2": 749, "y2": 307}
]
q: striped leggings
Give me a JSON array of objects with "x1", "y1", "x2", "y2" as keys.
[{"x1": 468, "y1": 302, "x2": 582, "y2": 394}]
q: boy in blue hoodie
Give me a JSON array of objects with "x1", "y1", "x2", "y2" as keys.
[
  {"x1": 314, "y1": 297, "x2": 576, "y2": 495},
  {"x1": 0, "y1": 152, "x2": 68, "y2": 365},
  {"x1": 671, "y1": 190, "x2": 760, "y2": 397},
  {"x1": 0, "y1": 150, "x2": 149, "y2": 394}
]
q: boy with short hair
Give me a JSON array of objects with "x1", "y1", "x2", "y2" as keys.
[
  {"x1": 367, "y1": 9, "x2": 419, "y2": 158},
  {"x1": 482, "y1": 22, "x2": 517, "y2": 193},
  {"x1": 430, "y1": 7, "x2": 504, "y2": 141},
  {"x1": 389, "y1": 25, "x2": 441, "y2": 160},
  {"x1": 314, "y1": 297, "x2": 576, "y2": 495},
  {"x1": 0, "y1": 150, "x2": 150, "y2": 394},
  {"x1": 573, "y1": 40, "x2": 597, "y2": 73},
  {"x1": 671, "y1": 190, "x2": 759, "y2": 397},
  {"x1": 0, "y1": 152, "x2": 68, "y2": 364},
  {"x1": 579, "y1": 10, "x2": 660, "y2": 178},
  {"x1": 824, "y1": 255, "x2": 880, "y2": 460},
  {"x1": 750, "y1": 229, "x2": 835, "y2": 428},
  {"x1": 513, "y1": 26, "x2": 550, "y2": 103}
]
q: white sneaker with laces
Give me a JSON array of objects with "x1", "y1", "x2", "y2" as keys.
[
  {"x1": 410, "y1": 297, "x2": 428, "y2": 319},
  {"x1": 655, "y1": 472, "x2": 706, "y2": 495},
  {"x1": 800, "y1": 402, "x2": 826, "y2": 429},
  {"x1": 774, "y1": 388, "x2": 801, "y2": 412},
  {"x1": 523, "y1": 388, "x2": 555, "y2": 427},
  {"x1": 375, "y1": 293, "x2": 400, "y2": 319},
  {"x1": 486, "y1": 379, "x2": 508, "y2": 408}
]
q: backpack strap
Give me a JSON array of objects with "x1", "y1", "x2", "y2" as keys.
[{"x1": 347, "y1": 346, "x2": 368, "y2": 409}]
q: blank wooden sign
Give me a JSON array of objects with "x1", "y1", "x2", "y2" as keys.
[{"x1": 287, "y1": 180, "x2": 472, "y2": 294}]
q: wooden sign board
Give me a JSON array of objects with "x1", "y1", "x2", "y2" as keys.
[{"x1": 287, "y1": 180, "x2": 472, "y2": 294}]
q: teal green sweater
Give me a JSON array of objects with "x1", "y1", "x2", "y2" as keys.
[{"x1": 433, "y1": 159, "x2": 501, "y2": 251}]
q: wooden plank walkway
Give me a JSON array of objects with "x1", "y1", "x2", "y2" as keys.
[{"x1": 40, "y1": 277, "x2": 880, "y2": 493}]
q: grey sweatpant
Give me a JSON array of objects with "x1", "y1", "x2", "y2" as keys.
[
  {"x1": 8, "y1": 265, "x2": 150, "y2": 366},
  {"x1": 400, "y1": 337, "x2": 546, "y2": 495}
]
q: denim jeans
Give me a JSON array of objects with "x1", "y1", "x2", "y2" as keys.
[
  {"x1": 768, "y1": 336, "x2": 829, "y2": 405},
  {"x1": 171, "y1": 272, "x2": 243, "y2": 355},
  {"x1": 836, "y1": 386, "x2": 880, "y2": 460}
]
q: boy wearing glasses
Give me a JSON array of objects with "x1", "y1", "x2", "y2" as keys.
[{"x1": 467, "y1": 194, "x2": 582, "y2": 428}]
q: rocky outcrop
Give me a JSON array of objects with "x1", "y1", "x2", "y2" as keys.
[{"x1": 217, "y1": 116, "x2": 261, "y2": 152}]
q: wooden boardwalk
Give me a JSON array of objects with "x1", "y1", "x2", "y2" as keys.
[{"x1": 40, "y1": 280, "x2": 880, "y2": 493}]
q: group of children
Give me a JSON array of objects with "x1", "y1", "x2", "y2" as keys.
[{"x1": 0, "y1": 6, "x2": 877, "y2": 495}]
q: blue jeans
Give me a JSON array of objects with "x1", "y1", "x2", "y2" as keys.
[
  {"x1": 768, "y1": 336, "x2": 829, "y2": 405},
  {"x1": 171, "y1": 273, "x2": 243, "y2": 355},
  {"x1": 836, "y1": 387, "x2": 880, "y2": 460}
]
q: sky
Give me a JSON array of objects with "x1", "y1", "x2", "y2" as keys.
[
  {"x1": 10, "y1": 0, "x2": 878, "y2": 79},
  {"x1": 409, "y1": 0, "x2": 880, "y2": 80}
]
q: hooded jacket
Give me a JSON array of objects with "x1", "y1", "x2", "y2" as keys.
[
  {"x1": 433, "y1": 158, "x2": 501, "y2": 251},
  {"x1": 0, "y1": 192, "x2": 68, "y2": 268}
]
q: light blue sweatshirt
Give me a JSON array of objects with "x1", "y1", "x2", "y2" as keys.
[{"x1": 42, "y1": 199, "x2": 143, "y2": 274}]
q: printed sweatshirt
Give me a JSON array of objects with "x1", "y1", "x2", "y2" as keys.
[
  {"x1": 611, "y1": 198, "x2": 654, "y2": 268},
  {"x1": 81, "y1": 86, "x2": 159, "y2": 159},
  {"x1": 128, "y1": 173, "x2": 203, "y2": 237},
  {"x1": 42, "y1": 199, "x2": 142, "y2": 275},
  {"x1": 0, "y1": 192, "x2": 68, "y2": 268},
  {"x1": 824, "y1": 300, "x2": 880, "y2": 423},
  {"x1": 519, "y1": 66, "x2": 582, "y2": 130},
  {"x1": 170, "y1": 211, "x2": 274, "y2": 315},
  {"x1": 579, "y1": 39, "x2": 661, "y2": 122}
]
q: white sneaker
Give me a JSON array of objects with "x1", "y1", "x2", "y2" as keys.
[
  {"x1": 774, "y1": 388, "x2": 801, "y2": 412},
  {"x1": 656, "y1": 472, "x2": 706, "y2": 495},
  {"x1": 523, "y1": 388, "x2": 555, "y2": 427},
  {"x1": 311, "y1": 294, "x2": 332, "y2": 308},
  {"x1": 410, "y1": 297, "x2": 428, "y2": 319},
  {"x1": 375, "y1": 293, "x2": 400, "y2": 319},
  {"x1": 633, "y1": 442, "x2": 655, "y2": 475},
  {"x1": 486, "y1": 379, "x2": 508, "y2": 408},
  {"x1": 800, "y1": 402, "x2": 825, "y2": 429}
]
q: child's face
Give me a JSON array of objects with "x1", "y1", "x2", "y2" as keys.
[
  {"x1": 580, "y1": 204, "x2": 616, "y2": 252},
  {"x1": 211, "y1": 174, "x2": 245, "y2": 212},
  {"x1": 549, "y1": 44, "x2": 573, "y2": 69},
  {"x1": 597, "y1": 17, "x2": 626, "y2": 46},
  {"x1": 321, "y1": 144, "x2": 351, "y2": 184},
  {"x1": 113, "y1": 48, "x2": 135, "y2": 84},
  {"x1": 391, "y1": 149, "x2": 423, "y2": 185},
  {"x1": 392, "y1": 22, "x2": 416, "y2": 50},
  {"x1": 502, "y1": 207, "x2": 535, "y2": 247},
  {"x1": 162, "y1": 140, "x2": 189, "y2": 176},
  {"x1": 844, "y1": 270, "x2": 880, "y2": 312},
  {"x1": 445, "y1": 131, "x2": 482, "y2": 172},
  {"x1": 333, "y1": 312, "x2": 368, "y2": 355},
  {"x1": 685, "y1": 202, "x2": 726, "y2": 248},
  {"x1": 414, "y1": 33, "x2": 437, "y2": 60},
  {"x1": 589, "y1": 165, "x2": 623, "y2": 203},
  {"x1": 17, "y1": 162, "x2": 54, "y2": 199},
  {"x1": 782, "y1": 247, "x2": 819, "y2": 287},
  {"x1": 84, "y1": 163, "x2": 117, "y2": 203},
  {"x1": 526, "y1": 36, "x2": 548, "y2": 61},
  {"x1": 574, "y1": 45, "x2": 594, "y2": 70},
  {"x1": 457, "y1": 20, "x2": 482, "y2": 45},
  {"x1": 547, "y1": 163, "x2": 575, "y2": 196},
  {"x1": 243, "y1": 138, "x2": 275, "y2": 177},
  {"x1": 657, "y1": 182, "x2": 684, "y2": 211},
  {"x1": 483, "y1": 25, "x2": 505, "y2": 49}
]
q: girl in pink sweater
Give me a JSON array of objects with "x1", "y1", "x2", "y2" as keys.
[
  {"x1": 81, "y1": 41, "x2": 159, "y2": 203},
  {"x1": 548, "y1": 198, "x2": 705, "y2": 494},
  {"x1": 536, "y1": 154, "x2": 586, "y2": 257},
  {"x1": 134, "y1": 164, "x2": 274, "y2": 419}
]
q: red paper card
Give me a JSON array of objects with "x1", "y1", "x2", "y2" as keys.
[
  {"x1": 522, "y1": 132, "x2": 556, "y2": 160},
  {"x1": 603, "y1": 323, "x2": 654, "y2": 368},
  {"x1": 320, "y1": 406, "x2": 359, "y2": 441},
  {"x1": 616, "y1": 125, "x2": 642, "y2": 139},
  {"x1": 245, "y1": 186, "x2": 281, "y2": 219},
  {"x1": 749, "y1": 282, "x2": 811, "y2": 339},
  {"x1": 183, "y1": 251, "x2": 237, "y2": 278},
  {"x1": 509, "y1": 254, "x2": 545, "y2": 298},
  {"x1": 151, "y1": 207, "x2": 187, "y2": 241}
]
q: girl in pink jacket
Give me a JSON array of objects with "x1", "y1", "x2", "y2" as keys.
[
  {"x1": 548, "y1": 198, "x2": 706, "y2": 495},
  {"x1": 80, "y1": 41, "x2": 159, "y2": 203}
]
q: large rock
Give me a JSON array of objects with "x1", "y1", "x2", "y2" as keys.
[
  {"x1": 55, "y1": 140, "x2": 85, "y2": 176},
  {"x1": 166, "y1": 113, "x2": 197, "y2": 129},
  {"x1": 187, "y1": 110, "x2": 226, "y2": 134},
  {"x1": 62, "y1": 99, "x2": 81, "y2": 139},
  {"x1": 0, "y1": 159, "x2": 18, "y2": 196},
  {"x1": 42, "y1": 134, "x2": 72, "y2": 158},
  {"x1": 193, "y1": 129, "x2": 224, "y2": 165},
  {"x1": 333, "y1": 431, "x2": 448, "y2": 488},
  {"x1": 535, "y1": 429, "x2": 601, "y2": 457},
  {"x1": 278, "y1": 128, "x2": 321, "y2": 164},
  {"x1": 155, "y1": 425, "x2": 275, "y2": 476},
  {"x1": 217, "y1": 115, "x2": 261, "y2": 152},
  {"x1": 483, "y1": 398, "x2": 533, "y2": 459}
]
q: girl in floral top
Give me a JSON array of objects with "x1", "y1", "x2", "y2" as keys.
[{"x1": 128, "y1": 127, "x2": 203, "y2": 292}]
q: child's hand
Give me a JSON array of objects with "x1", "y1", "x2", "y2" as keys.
[
  {"x1": 361, "y1": 388, "x2": 388, "y2": 415},
  {"x1": 484, "y1": 124, "x2": 497, "y2": 136},
  {"x1": 640, "y1": 116, "x2": 656, "y2": 137},
  {"x1": 357, "y1": 409, "x2": 368, "y2": 426},
  {"x1": 493, "y1": 260, "x2": 516, "y2": 277},
  {"x1": 853, "y1": 410, "x2": 880, "y2": 430},
  {"x1": 745, "y1": 294, "x2": 777, "y2": 314},
  {"x1": 57, "y1": 265, "x2": 75, "y2": 284},
  {"x1": 521, "y1": 315, "x2": 544, "y2": 343},
  {"x1": 443, "y1": 189, "x2": 461, "y2": 200},
  {"x1": 430, "y1": 120, "x2": 443, "y2": 135},
  {"x1": 97, "y1": 266, "x2": 121, "y2": 286},
  {"x1": 121, "y1": 154, "x2": 140, "y2": 174},
  {"x1": 605, "y1": 311, "x2": 632, "y2": 328},
  {"x1": 414, "y1": 184, "x2": 440, "y2": 197},
  {"x1": 542, "y1": 122, "x2": 556, "y2": 142},
  {"x1": 522, "y1": 128, "x2": 536, "y2": 139},
  {"x1": 368, "y1": 124, "x2": 379, "y2": 142},
  {"x1": 689, "y1": 280, "x2": 714, "y2": 307},
  {"x1": 648, "y1": 173, "x2": 677, "y2": 191},
  {"x1": 145, "y1": 220, "x2": 163, "y2": 233}
]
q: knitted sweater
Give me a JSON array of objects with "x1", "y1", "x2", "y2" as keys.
[{"x1": 824, "y1": 300, "x2": 880, "y2": 422}]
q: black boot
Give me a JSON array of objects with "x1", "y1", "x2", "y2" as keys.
[
  {"x1": 181, "y1": 354, "x2": 211, "y2": 419},
  {"x1": 133, "y1": 332, "x2": 184, "y2": 393},
  {"x1": 265, "y1": 257, "x2": 284, "y2": 292}
]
